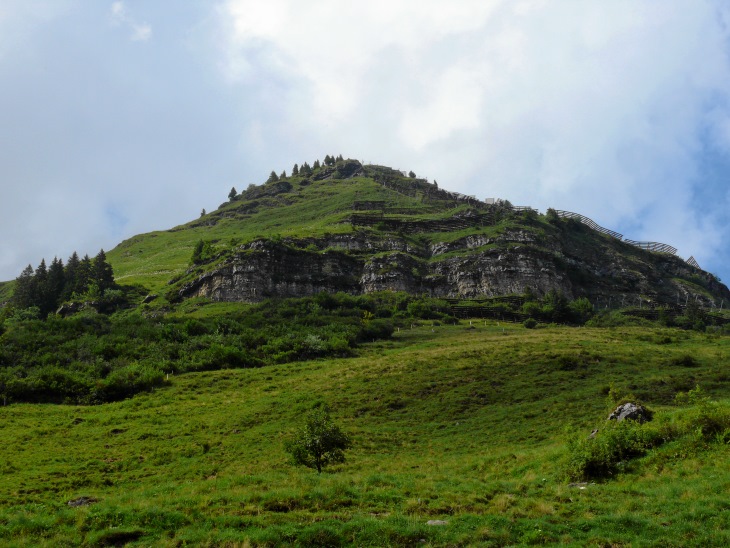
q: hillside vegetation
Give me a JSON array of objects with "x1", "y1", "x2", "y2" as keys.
[
  {"x1": 1, "y1": 157, "x2": 729, "y2": 545},
  {"x1": 1, "y1": 322, "x2": 728, "y2": 546}
]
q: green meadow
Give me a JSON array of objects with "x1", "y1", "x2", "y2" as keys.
[{"x1": 1, "y1": 321, "x2": 728, "y2": 546}]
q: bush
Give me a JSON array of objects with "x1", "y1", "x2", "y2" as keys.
[
  {"x1": 563, "y1": 420, "x2": 663, "y2": 480},
  {"x1": 523, "y1": 318, "x2": 537, "y2": 329}
]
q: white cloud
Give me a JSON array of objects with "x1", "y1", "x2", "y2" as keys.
[
  {"x1": 110, "y1": 1, "x2": 151, "y2": 42},
  {"x1": 216, "y1": 0, "x2": 730, "y2": 270}
]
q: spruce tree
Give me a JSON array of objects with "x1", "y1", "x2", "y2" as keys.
[
  {"x1": 228, "y1": 187, "x2": 237, "y2": 201},
  {"x1": 93, "y1": 249, "x2": 115, "y2": 292},
  {"x1": 78, "y1": 255, "x2": 92, "y2": 295},
  {"x1": 280, "y1": 170, "x2": 287, "y2": 179},
  {"x1": 63, "y1": 252, "x2": 81, "y2": 300},
  {"x1": 46, "y1": 257, "x2": 65, "y2": 313},
  {"x1": 267, "y1": 171, "x2": 279, "y2": 183},
  {"x1": 292, "y1": 163, "x2": 299, "y2": 176},
  {"x1": 313, "y1": 159, "x2": 321, "y2": 169},
  {"x1": 12, "y1": 264, "x2": 36, "y2": 310}
]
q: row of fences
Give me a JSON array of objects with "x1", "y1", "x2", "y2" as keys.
[
  {"x1": 349, "y1": 213, "x2": 491, "y2": 233},
  {"x1": 623, "y1": 239, "x2": 678, "y2": 255},
  {"x1": 554, "y1": 210, "x2": 624, "y2": 239},
  {"x1": 551, "y1": 208, "x2": 701, "y2": 267}
]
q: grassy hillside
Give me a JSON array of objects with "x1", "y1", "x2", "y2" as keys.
[
  {"x1": 107, "y1": 172, "x2": 431, "y2": 294},
  {"x1": 2, "y1": 321, "x2": 728, "y2": 546}
]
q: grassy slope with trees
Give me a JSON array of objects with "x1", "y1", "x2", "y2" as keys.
[
  {"x1": 1, "y1": 157, "x2": 729, "y2": 545},
  {"x1": 1, "y1": 322, "x2": 728, "y2": 546}
]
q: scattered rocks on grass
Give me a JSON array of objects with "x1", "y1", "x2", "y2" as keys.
[{"x1": 426, "y1": 520, "x2": 448, "y2": 526}]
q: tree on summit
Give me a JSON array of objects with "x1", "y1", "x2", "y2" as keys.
[
  {"x1": 267, "y1": 171, "x2": 279, "y2": 183},
  {"x1": 292, "y1": 163, "x2": 299, "y2": 176},
  {"x1": 228, "y1": 187, "x2": 238, "y2": 201}
]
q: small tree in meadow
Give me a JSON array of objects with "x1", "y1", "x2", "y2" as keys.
[{"x1": 285, "y1": 407, "x2": 351, "y2": 473}]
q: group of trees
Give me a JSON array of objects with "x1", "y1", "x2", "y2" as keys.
[
  {"x1": 12, "y1": 250, "x2": 116, "y2": 317},
  {"x1": 259, "y1": 155, "x2": 346, "y2": 187}
]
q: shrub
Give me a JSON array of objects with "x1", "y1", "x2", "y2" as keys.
[
  {"x1": 523, "y1": 318, "x2": 537, "y2": 329},
  {"x1": 563, "y1": 420, "x2": 663, "y2": 480}
]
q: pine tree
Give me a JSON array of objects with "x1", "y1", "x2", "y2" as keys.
[
  {"x1": 12, "y1": 264, "x2": 36, "y2": 309},
  {"x1": 313, "y1": 159, "x2": 321, "y2": 169},
  {"x1": 301, "y1": 162, "x2": 312, "y2": 176},
  {"x1": 267, "y1": 171, "x2": 279, "y2": 183},
  {"x1": 63, "y1": 252, "x2": 81, "y2": 300},
  {"x1": 77, "y1": 255, "x2": 92, "y2": 295},
  {"x1": 324, "y1": 154, "x2": 332, "y2": 166},
  {"x1": 46, "y1": 257, "x2": 65, "y2": 313},
  {"x1": 200, "y1": 208, "x2": 206, "y2": 217},
  {"x1": 280, "y1": 170, "x2": 287, "y2": 179},
  {"x1": 292, "y1": 163, "x2": 299, "y2": 176},
  {"x1": 336, "y1": 154, "x2": 343, "y2": 162},
  {"x1": 228, "y1": 187, "x2": 238, "y2": 201},
  {"x1": 93, "y1": 250, "x2": 115, "y2": 293}
]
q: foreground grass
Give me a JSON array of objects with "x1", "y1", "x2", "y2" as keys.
[{"x1": 1, "y1": 322, "x2": 729, "y2": 546}]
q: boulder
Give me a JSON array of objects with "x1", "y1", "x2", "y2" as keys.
[{"x1": 608, "y1": 402, "x2": 652, "y2": 423}]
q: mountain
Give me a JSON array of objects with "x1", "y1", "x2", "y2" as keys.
[{"x1": 105, "y1": 159, "x2": 729, "y2": 313}]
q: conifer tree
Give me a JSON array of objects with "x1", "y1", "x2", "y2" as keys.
[
  {"x1": 280, "y1": 170, "x2": 287, "y2": 179},
  {"x1": 313, "y1": 159, "x2": 321, "y2": 169},
  {"x1": 292, "y1": 163, "x2": 299, "y2": 176},
  {"x1": 46, "y1": 257, "x2": 65, "y2": 313},
  {"x1": 301, "y1": 162, "x2": 312, "y2": 176},
  {"x1": 228, "y1": 187, "x2": 237, "y2": 201},
  {"x1": 93, "y1": 250, "x2": 115, "y2": 292},
  {"x1": 267, "y1": 170, "x2": 279, "y2": 183},
  {"x1": 324, "y1": 154, "x2": 332, "y2": 166},
  {"x1": 63, "y1": 252, "x2": 81, "y2": 300},
  {"x1": 336, "y1": 154, "x2": 343, "y2": 162},
  {"x1": 12, "y1": 264, "x2": 36, "y2": 310}
]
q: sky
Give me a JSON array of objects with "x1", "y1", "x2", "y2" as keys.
[{"x1": 1, "y1": 0, "x2": 729, "y2": 285}]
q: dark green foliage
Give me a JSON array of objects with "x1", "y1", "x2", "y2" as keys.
[
  {"x1": 191, "y1": 240, "x2": 215, "y2": 265},
  {"x1": 0, "y1": 292, "x2": 455, "y2": 404},
  {"x1": 93, "y1": 250, "x2": 115, "y2": 293},
  {"x1": 564, "y1": 385, "x2": 730, "y2": 481},
  {"x1": 546, "y1": 208, "x2": 560, "y2": 224},
  {"x1": 11, "y1": 251, "x2": 117, "y2": 317},
  {"x1": 292, "y1": 163, "x2": 299, "y2": 176},
  {"x1": 300, "y1": 162, "x2": 312, "y2": 176},
  {"x1": 523, "y1": 318, "x2": 537, "y2": 329},
  {"x1": 267, "y1": 171, "x2": 279, "y2": 183},
  {"x1": 408, "y1": 170, "x2": 416, "y2": 178},
  {"x1": 564, "y1": 420, "x2": 664, "y2": 480},
  {"x1": 228, "y1": 186, "x2": 237, "y2": 201},
  {"x1": 285, "y1": 407, "x2": 352, "y2": 473},
  {"x1": 313, "y1": 159, "x2": 321, "y2": 169}
]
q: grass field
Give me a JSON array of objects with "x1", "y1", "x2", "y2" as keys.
[{"x1": 1, "y1": 321, "x2": 728, "y2": 546}]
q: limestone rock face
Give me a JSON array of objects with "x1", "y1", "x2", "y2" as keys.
[{"x1": 177, "y1": 229, "x2": 729, "y2": 306}]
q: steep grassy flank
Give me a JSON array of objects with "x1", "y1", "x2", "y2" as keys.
[
  {"x1": 106, "y1": 172, "x2": 440, "y2": 294},
  {"x1": 1, "y1": 322, "x2": 728, "y2": 546}
]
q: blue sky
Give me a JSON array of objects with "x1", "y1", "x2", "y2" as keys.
[{"x1": 1, "y1": 1, "x2": 729, "y2": 286}]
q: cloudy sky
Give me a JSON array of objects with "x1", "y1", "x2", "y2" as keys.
[{"x1": 1, "y1": 0, "x2": 729, "y2": 284}]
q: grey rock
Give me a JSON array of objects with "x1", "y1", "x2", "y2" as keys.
[{"x1": 608, "y1": 402, "x2": 652, "y2": 423}]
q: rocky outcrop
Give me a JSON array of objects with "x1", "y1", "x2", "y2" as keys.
[
  {"x1": 177, "y1": 227, "x2": 730, "y2": 306},
  {"x1": 608, "y1": 403, "x2": 653, "y2": 423}
]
